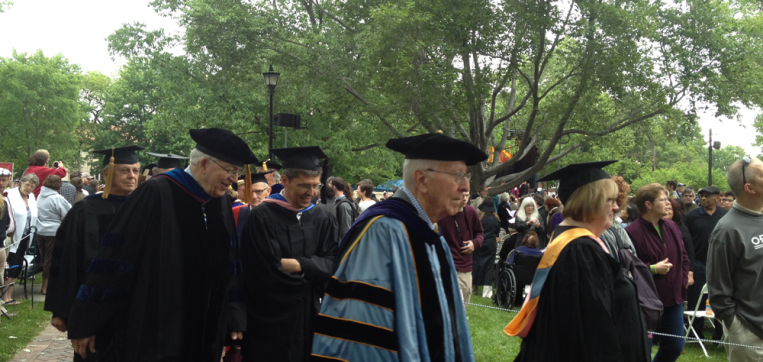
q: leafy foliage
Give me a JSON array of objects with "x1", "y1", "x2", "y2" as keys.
[{"x1": 0, "y1": 51, "x2": 83, "y2": 177}]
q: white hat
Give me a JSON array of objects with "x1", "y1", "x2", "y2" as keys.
[
  {"x1": 536, "y1": 187, "x2": 543, "y2": 192},
  {"x1": 0, "y1": 168, "x2": 11, "y2": 176}
]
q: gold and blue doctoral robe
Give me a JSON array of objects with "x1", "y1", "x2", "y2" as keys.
[{"x1": 312, "y1": 190, "x2": 474, "y2": 362}]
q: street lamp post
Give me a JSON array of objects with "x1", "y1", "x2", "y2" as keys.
[
  {"x1": 263, "y1": 65, "x2": 280, "y2": 160},
  {"x1": 708, "y1": 128, "x2": 721, "y2": 186}
]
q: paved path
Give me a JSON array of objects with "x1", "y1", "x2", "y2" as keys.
[
  {"x1": 9, "y1": 324, "x2": 72, "y2": 362},
  {"x1": 8, "y1": 279, "x2": 75, "y2": 362}
]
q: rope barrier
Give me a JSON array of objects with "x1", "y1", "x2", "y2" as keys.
[{"x1": 466, "y1": 301, "x2": 763, "y2": 351}]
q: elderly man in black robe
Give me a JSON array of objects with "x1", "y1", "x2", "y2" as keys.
[
  {"x1": 67, "y1": 128, "x2": 257, "y2": 362},
  {"x1": 45, "y1": 145, "x2": 144, "y2": 361},
  {"x1": 238, "y1": 146, "x2": 338, "y2": 362}
]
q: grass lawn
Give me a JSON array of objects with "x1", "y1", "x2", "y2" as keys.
[
  {"x1": 467, "y1": 293, "x2": 729, "y2": 361},
  {"x1": 0, "y1": 299, "x2": 52, "y2": 362}
]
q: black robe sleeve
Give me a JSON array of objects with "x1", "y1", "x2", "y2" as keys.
[
  {"x1": 66, "y1": 185, "x2": 163, "y2": 339},
  {"x1": 45, "y1": 202, "x2": 87, "y2": 320},
  {"x1": 300, "y1": 212, "x2": 338, "y2": 282}
]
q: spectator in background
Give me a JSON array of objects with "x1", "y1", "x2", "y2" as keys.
[
  {"x1": 69, "y1": 177, "x2": 87, "y2": 204},
  {"x1": 666, "y1": 198, "x2": 694, "y2": 287},
  {"x1": 707, "y1": 157, "x2": 763, "y2": 360},
  {"x1": 511, "y1": 197, "x2": 544, "y2": 249},
  {"x1": 600, "y1": 176, "x2": 638, "y2": 257},
  {"x1": 58, "y1": 171, "x2": 77, "y2": 205},
  {"x1": 685, "y1": 186, "x2": 728, "y2": 340},
  {"x1": 719, "y1": 190, "x2": 735, "y2": 210},
  {"x1": 509, "y1": 194, "x2": 519, "y2": 210},
  {"x1": 439, "y1": 192, "x2": 484, "y2": 307},
  {"x1": 330, "y1": 177, "x2": 356, "y2": 239},
  {"x1": 3, "y1": 173, "x2": 39, "y2": 305},
  {"x1": 0, "y1": 168, "x2": 14, "y2": 313},
  {"x1": 665, "y1": 180, "x2": 679, "y2": 199},
  {"x1": 681, "y1": 188, "x2": 699, "y2": 216},
  {"x1": 473, "y1": 198, "x2": 500, "y2": 299},
  {"x1": 676, "y1": 183, "x2": 685, "y2": 196},
  {"x1": 518, "y1": 180, "x2": 529, "y2": 197},
  {"x1": 89, "y1": 179, "x2": 100, "y2": 193},
  {"x1": 626, "y1": 183, "x2": 689, "y2": 362},
  {"x1": 544, "y1": 197, "x2": 562, "y2": 241},
  {"x1": 24, "y1": 149, "x2": 67, "y2": 198},
  {"x1": 497, "y1": 192, "x2": 513, "y2": 232},
  {"x1": 620, "y1": 202, "x2": 639, "y2": 227},
  {"x1": 36, "y1": 175, "x2": 72, "y2": 295},
  {"x1": 470, "y1": 185, "x2": 489, "y2": 208},
  {"x1": 356, "y1": 179, "x2": 376, "y2": 214},
  {"x1": 81, "y1": 173, "x2": 95, "y2": 195}
]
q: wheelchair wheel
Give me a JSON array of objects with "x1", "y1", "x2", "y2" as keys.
[{"x1": 494, "y1": 267, "x2": 517, "y2": 309}]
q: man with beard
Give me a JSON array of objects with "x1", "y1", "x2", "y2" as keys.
[
  {"x1": 66, "y1": 128, "x2": 256, "y2": 362},
  {"x1": 45, "y1": 145, "x2": 144, "y2": 361},
  {"x1": 239, "y1": 146, "x2": 338, "y2": 362},
  {"x1": 311, "y1": 132, "x2": 484, "y2": 361}
]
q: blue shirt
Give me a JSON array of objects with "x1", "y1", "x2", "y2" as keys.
[{"x1": 402, "y1": 187, "x2": 435, "y2": 230}]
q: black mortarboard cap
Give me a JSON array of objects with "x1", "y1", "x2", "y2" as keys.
[
  {"x1": 93, "y1": 145, "x2": 145, "y2": 166},
  {"x1": 189, "y1": 128, "x2": 258, "y2": 167},
  {"x1": 142, "y1": 163, "x2": 157, "y2": 176},
  {"x1": 386, "y1": 132, "x2": 488, "y2": 166},
  {"x1": 271, "y1": 146, "x2": 327, "y2": 171},
  {"x1": 146, "y1": 152, "x2": 189, "y2": 169},
  {"x1": 538, "y1": 160, "x2": 617, "y2": 205},
  {"x1": 258, "y1": 160, "x2": 282, "y2": 171},
  {"x1": 239, "y1": 170, "x2": 273, "y2": 185}
]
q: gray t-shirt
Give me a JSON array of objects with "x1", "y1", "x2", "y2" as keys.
[{"x1": 707, "y1": 203, "x2": 763, "y2": 340}]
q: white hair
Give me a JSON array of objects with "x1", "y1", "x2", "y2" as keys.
[
  {"x1": 273, "y1": 170, "x2": 281, "y2": 183},
  {"x1": 402, "y1": 159, "x2": 443, "y2": 189},
  {"x1": 516, "y1": 197, "x2": 540, "y2": 222},
  {"x1": 190, "y1": 148, "x2": 217, "y2": 166},
  {"x1": 500, "y1": 192, "x2": 511, "y2": 203}
]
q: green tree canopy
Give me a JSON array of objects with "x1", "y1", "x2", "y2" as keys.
[{"x1": 0, "y1": 50, "x2": 82, "y2": 177}]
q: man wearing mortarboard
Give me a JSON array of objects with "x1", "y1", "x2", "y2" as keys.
[
  {"x1": 238, "y1": 146, "x2": 338, "y2": 362},
  {"x1": 146, "y1": 152, "x2": 189, "y2": 175},
  {"x1": 311, "y1": 132, "x2": 484, "y2": 362},
  {"x1": 231, "y1": 170, "x2": 272, "y2": 239},
  {"x1": 257, "y1": 160, "x2": 283, "y2": 194},
  {"x1": 45, "y1": 145, "x2": 144, "y2": 361},
  {"x1": 66, "y1": 128, "x2": 256, "y2": 362}
]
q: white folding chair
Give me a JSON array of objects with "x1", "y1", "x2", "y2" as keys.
[{"x1": 683, "y1": 283, "x2": 713, "y2": 357}]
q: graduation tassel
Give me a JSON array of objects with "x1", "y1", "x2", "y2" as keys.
[
  {"x1": 262, "y1": 159, "x2": 270, "y2": 172},
  {"x1": 241, "y1": 164, "x2": 253, "y2": 204},
  {"x1": 102, "y1": 148, "x2": 116, "y2": 199}
]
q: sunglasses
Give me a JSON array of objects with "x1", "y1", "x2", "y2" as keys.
[{"x1": 742, "y1": 156, "x2": 751, "y2": 186}]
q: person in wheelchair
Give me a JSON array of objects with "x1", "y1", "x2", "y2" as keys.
[{"x1": 504, "y1": 233, "x2": 544, "y2": 306}]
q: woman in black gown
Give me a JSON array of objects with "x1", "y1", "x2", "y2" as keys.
[
  {"x1": 472, "y1": 198, "x2": 501, "y2": 299},
  {"x1": 506, "y1": 161, "x2": 648, "y2": 362}
]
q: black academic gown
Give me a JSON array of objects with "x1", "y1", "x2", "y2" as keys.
[
  {"x1": 45, "y1": 194, "x2": 127, "y2": 361},
  {"x1": 239, "y1": 202, "x2": 338, "y2": 362},
  {"x1": 65, "y1": 175, "x2": 245, "y2": 362},
  {"x1": 514, "y1": 226, "x2": 649, "y2": 362}
]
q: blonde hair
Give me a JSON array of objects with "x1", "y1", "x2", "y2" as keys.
[{"x1": 562, "y1": 178, "x2": 618, "y2": 223}]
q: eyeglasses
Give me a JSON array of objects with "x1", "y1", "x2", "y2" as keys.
[
  {"x1": 252, "y1": 188, "x2": 268, "y2": 195},
  {"x1": 296, "y1": 183, "x2": 323, "y2": 192},
  {"x1": 654, "y1": 198, "x2": 670, "y2": 203},
  {"x1": 210, "y1": 159, "x2": 242, "y2": 177},
  {"x1": 425, "y1": 169, "x2": 472, "y2": 183},
  {"x1": 742, "y1": 156, "x2": 751, "y2": 186}
]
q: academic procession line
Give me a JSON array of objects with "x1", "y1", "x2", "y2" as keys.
[{"x1": 2, "y1": 127, "x2": 762, "y2": 362}]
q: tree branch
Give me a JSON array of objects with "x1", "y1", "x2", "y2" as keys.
[{"x1": 352, "y1": 143, "x2": 380, "y2": 151}]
